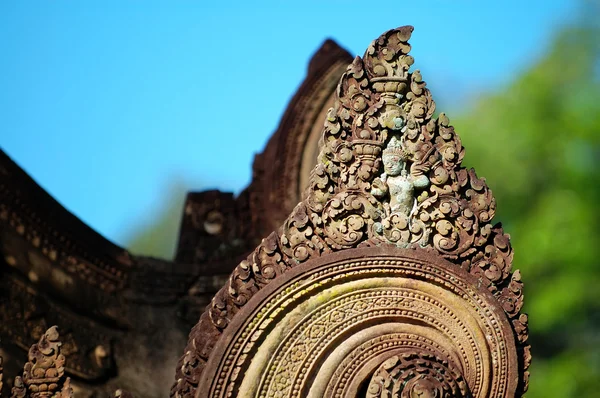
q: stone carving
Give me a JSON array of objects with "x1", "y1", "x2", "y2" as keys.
[
  {"x1": 173, "y1": 26, "x2": 529, "y2": 398},
  {"x1": 1, "y1": 37, "x2": 352, "y2": 398},
  {"x1": 7, "y1": 326, "x2": 73, "y2": 398},
  {"x1": 192, "y1": 249, "x2": 520, "y2": 398},
  {"x1": 0, "y1": 24, "x2": 530, "y2": 398},
  {"x1": 366, "y1": 352, "x2": 467, "y2": 398},
  {"x1": 370, "y1": 135, "x2": 435, "y2": 247},
  {"x1": 175, "y1": 40, "x2": 353, "y2": 268},
  {"x1": 10, "y1": 376, "x2": 26, "y2": 398},
  {"x1": 371, "y1": 136, "x2": 430, "y2": 216},
  {"x1": 0, "y1": 328, "x2": 134, "y2": 398},
  {"x1": 0, "y1": 276, "x2": 114, "y2": 382}
]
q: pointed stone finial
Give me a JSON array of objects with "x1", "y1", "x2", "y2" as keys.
[
  {"x1": 173, "y1": 25, "x2": 529, "y2": 398},
  {"x1": 18, "y1": 326, "x2": 73, "y2": 398}
]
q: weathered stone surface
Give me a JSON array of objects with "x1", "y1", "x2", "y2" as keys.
[
  {"x1": 173, "y1": 26, "x2": 529, "y2": 398},
  {"x1": 198, "y1": 249, "x2": 519, "y2": 398},
  {"x1": 0, "y1": 38, "x2": 353, "y2": 397},
  {"x1": 8, "y1": 326, "x2": 74, "y2": 398},
  {"x1": 1, "y1": 25, "x2": 530, "y2": 398},
  {"x1": 174, "y1": 39, "x2": 353, "y2": 268},
  {"x1": 173, "y1": 40, "x2": 352, "y2": 324}
]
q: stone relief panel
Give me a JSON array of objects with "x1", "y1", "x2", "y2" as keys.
[
  {"x1": 194, "y1": 249, "x2": 519, "y2": 398},
  {"x1": 0, "y1": 36, "x2": 354, "y2": 398},
  {"x1": 173, "y1": 26, "x2": 529, "y2": 398},
  {"x1": 5, "y1": 326, "x2": 74, "y2": 398}
]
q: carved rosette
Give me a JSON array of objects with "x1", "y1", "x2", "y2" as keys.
[
  {"x1": 173, "y1": 26, "x2": 529, "y2": 398},
  {"x1": 194, "y1": 249, "x2": 518, "y2": 398},
  {"x1": 365, "y1": 352, "x2": 467, "y2": 398}
]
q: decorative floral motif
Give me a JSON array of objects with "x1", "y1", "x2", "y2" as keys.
[
  {"x1": 6, "y1": 326, "x2": 74, "y2": 398},
  {"x1": 24, "y1": 327, "x2": 72, "y2": 398},
  {"x1": 173, "y1": 25, "x2": 529, "y2": 398},
  {"x1": 202, "y1": 251, "x2": 518, "y2": 398},
  {"x1": 366, "y1": 353, "x2": 468, "y2": 398}
]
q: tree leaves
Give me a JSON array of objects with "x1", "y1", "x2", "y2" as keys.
[{"x1": 453, "y1": 17, "x2": 600, "y2": 397}]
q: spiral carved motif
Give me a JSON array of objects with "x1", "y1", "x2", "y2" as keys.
[
  {"x1": 366, "y1": 353, "x2": 468, "y2": 398},
  {"x1": 173, "y1": 25, "x2": 529, "y2": 398},
  {"x1": 192, "y1": 249, "x2": 517, "y2": 398}
]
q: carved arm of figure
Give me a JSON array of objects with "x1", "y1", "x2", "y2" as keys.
[
  {"x1": 371, "y1": 173, "x2": 388, "y2": 198},
  {"x1": 410, "y1": 163, "x2": 430, "y2": 188}
]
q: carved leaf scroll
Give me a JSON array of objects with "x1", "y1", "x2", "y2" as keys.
[
  {"x1": 9, "y1": 326, "x2": 73, "y2": 398},
  {"x1": 173, "y1": 26, "x2": 529, "y2": 398},
  {"x1": 365, "y1": 353, "x2": 468, "y2": 398}
]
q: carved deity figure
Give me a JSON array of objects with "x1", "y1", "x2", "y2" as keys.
[{"x1": 371, "y1": 135, "x2": 429, "y2": 216}]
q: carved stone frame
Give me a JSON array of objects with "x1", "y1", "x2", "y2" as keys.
[{"x1": 172, "y1": 26, "x2": 530, "y2": 398}]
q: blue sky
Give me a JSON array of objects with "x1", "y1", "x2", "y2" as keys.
[{"x1": 1, "y1": 1, "x2": 578, "y2": 250}]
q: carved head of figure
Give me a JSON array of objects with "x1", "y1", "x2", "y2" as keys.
[{"x1": 382, "y1": 135, "x2": 408, "y2": 176}]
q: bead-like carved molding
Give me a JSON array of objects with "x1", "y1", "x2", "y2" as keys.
[
  {"x1": 173, "y1": 26, "x2": 529, "y2": 398},
  {"x1": 197, "y1": 249, "x2": 519, "y2": 398}
]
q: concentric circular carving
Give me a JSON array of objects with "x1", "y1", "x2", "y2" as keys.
[
  {"x1": 196, "y1": 248, "x2": 518, "y2": 398},
  {"x1": 366, "y1": 352, "x2": 467, "y2": 398},
  {"x1": 174, "y1": 26, "x2": 529, "y2": 398}
]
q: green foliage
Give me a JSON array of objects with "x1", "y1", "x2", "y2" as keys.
[
  {"x1": 126, "y1": 180, "x2": 188, "y2": 259},
  {"x1": 125, "y1": 8, "x2": 600, "y2": 395},
  {"x1": 452, "y1": 17, "x2": 600, "y2": 397}
]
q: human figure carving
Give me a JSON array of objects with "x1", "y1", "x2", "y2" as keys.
[
  {"x1": 172, "y1": 26, "x2": 530, "y2": 398},
  {"x1": 371, "y1": 135, "x2": 429, "y2": 216}
]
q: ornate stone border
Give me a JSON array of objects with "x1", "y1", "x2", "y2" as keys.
[
  {"x1": 195, "y1": 248, "x2": 518, "y2": 398},
  {"x1": 172, "y1": 26, "x2": 530, "y2": 398}
]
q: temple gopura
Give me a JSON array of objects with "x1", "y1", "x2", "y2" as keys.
[{"x1": 0, "y1": 26, "x2": 530, "y2": 398}]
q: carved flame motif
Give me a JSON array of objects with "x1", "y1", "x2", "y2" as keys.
[
  {"x1": 11, "y1": 326, "x2": 73, "y2": 398},
  {"x1": 173, "y1": 26, "x2": 529, "y2": 398}
]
